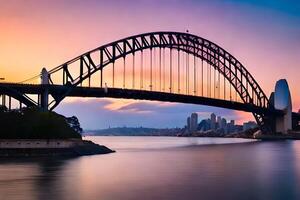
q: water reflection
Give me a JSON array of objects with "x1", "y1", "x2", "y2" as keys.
[
  {"x1": 0, "y1": 137, "x2": 299, "y2": 200},
  {"x1": 86, "y1": 136, "x2": 256, "y2": 150},
  {"x1": 0, "y1": 158, "x2": 74, "y2": 200}
]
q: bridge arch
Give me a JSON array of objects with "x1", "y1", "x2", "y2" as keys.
[{"x1": 45, "y1": 32, "x2": 271, "y2": 130}]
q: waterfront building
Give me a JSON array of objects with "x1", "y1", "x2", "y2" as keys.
[
  {"x1": 221, "y1": 118, "x2": 227, "y2": 129},
  {"x1": 229, "y1": 120, "x2": 235, "y2": 133},
  {"x1": 192, "y1": 112, "x2": 252, "y2": 134},
  {"x1": 243, "y1": 121, "x2": 257, "y2": 131},
  {"x1": 217, "y1": 116, "x2": 222, "y2": 129},
  {"x1": 187, "y1": 117, "x2": 191, "y2": 132},
  {"x1": 211, "y1": 113, "x2": 217, "y2": 130},
  {"x1": 190, "y1": 113, "x2": 198, "y2": 132}
]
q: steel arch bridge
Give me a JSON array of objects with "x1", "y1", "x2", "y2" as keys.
[{"x1": 1, "y1": 31, "x2": 297, "y2": 132}]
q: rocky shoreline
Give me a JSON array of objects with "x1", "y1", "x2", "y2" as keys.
[{"x1": 0, "y1": 139, "x2": 115, "y2": 157}]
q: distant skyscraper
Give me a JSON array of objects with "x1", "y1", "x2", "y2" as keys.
[
  {"x1": 221, "y1": 118, "x2": 227, "y2": 129},
  {"x1": 217, "y1": 116, "x2": 222, "y2": 129},
  {"x1": 190, "y1": 113, "x2": 198, "y2": 132},
  {"x1": 211, "y1": 113, "x2": 216, "y2": 130},
  {"x1": 229, "y1": 120, "x2": 235, "y2": 133},
  {"x1": 187, "y1": 117, "x2": 191, "y2": 132},
  {"x1": 207, "y1": 119, "x2": 212, "y2": 131}
]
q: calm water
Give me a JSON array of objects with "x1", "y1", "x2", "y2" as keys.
[{"x1": 0, "y1": 136, "x2": 300, "y2": 200}]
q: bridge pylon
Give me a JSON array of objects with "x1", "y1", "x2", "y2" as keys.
[
  {"x1": 39, "y1": 68, "x2": 49, "y2": 111},
  {"x1": 271, "y1": 79, "x2": 292, "y2": 134}
]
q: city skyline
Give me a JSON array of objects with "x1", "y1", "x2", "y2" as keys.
[
  {"x1": 185, "y1": 112, "x2": 257, "y2": 134},
  {"x1": 1, "y1": 0, "x2": 300, "y2": 129}
]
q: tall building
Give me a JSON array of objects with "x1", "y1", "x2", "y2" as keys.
[
  {"x1": 187, "y1": 117, "x2": 191, "y2": 132},
  {"x1": 230, "y1": 120, "x2": 235, "y2": 126},
  {"x1": 190, "y1": 113, "x2": 198, "y2": 132},
  {"x1": 217, "y1": 116, "x2": 222, "y2": 129},
  {"x1": 229, "y1": 120, "x2": 235, "y2": 133},
  {"x1": 221, "y1": 118, "x2": 227, "y2": 129},
  {"x1": 211, "y1": 113, "x2": 216, "y2": 130}
]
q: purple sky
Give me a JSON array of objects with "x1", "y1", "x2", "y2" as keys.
[{"x1": 1, "y1": 0, "x2": 299, "y2": 129}]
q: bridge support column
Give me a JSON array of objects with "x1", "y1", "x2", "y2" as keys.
[
  {"x1": 40, "y1": 68, "x2": 49, "y2": 111},
  {"x1": 1, "y1": 95, "x2": 5, "y2": 107},
  {"x1": 273, "y1": 79, "x2": 292, "y2": 134}
]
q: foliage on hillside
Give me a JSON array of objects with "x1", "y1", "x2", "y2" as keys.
[{"x1": 0, "y1": 106, "x2": 82, "y2": 139}]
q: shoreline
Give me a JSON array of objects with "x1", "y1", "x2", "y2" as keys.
[
  {"x1": 178, "y1": 135, "x2": 300, "y2": 140},
  {"x1": 0, "y1": 139, "x2": 115, "y2": 157},
  {"x1": 84, "y1": 134, "x2": 300, "y2": 140}
]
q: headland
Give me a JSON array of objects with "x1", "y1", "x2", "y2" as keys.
[{"x1": 0, "y1": 107, "x2": 115, "y2": 157}]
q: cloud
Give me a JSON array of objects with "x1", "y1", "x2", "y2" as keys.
[
  {"x1": 114, "y1": 101, "x2": 175, "y2": 114},
  {"x1": 54, "y1": 97, "x2": 254, "y2": 129},
  {"x1": 103, "y1": 99, "x2": 154, "y2": 114}
]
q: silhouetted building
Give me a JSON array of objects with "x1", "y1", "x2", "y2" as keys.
[
  {"x1": 221, "y1": 118, "x2": 227, "y2": 129},
  {"x1": 228, "y1": 120, "x2": 235, "y2": 133},
  {"x1": 211, "y1": 113, "x2": 217, "y2": 130},
  {"x1": 217, "y1": 116, "x2": 222, "y2": 129},
  {"x1": 191, "y1": 112, "x2": 253, "y2": 134},
  {"x1": 190, "y1": 113, "x2": 198, "y2": 132},
  {"x1": 198, "y1": 119, "x2": 211, "y2": 132},
  {"x1": 243, "y1": 121, "x2": 257, "y2": 131},
  {"x1": 187, "y1": 117, "x2": 191, "y2": 132},
  {"x1": 230, "y1": 120, "x2": 235, "y2": 126}
]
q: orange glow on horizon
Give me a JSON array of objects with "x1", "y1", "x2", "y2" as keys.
[{"x1": 1, "y1": 0, "x2": 299, "y2": 120}]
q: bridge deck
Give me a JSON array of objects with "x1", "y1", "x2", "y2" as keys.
[{"x1": 0, "y1": 83, "x2": 284, "y2": 115}]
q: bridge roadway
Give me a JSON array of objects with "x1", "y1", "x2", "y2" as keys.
[{"x1": 0, "y1": 83, "x2": 287, "y2": 116}]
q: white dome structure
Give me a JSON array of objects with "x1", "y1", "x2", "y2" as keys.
[{"x1": 274, "y1": 79, "x2": 292, "y2": 134}]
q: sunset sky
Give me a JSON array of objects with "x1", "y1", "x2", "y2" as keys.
[{"x1": 0, "y1": 0, "x2": 299, "y2": 129}]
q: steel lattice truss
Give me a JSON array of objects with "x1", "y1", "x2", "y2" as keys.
[
  {"x1": 0, "y1": 85, "x2": 37, "y2": 109},
  {"x1": 0, "y1": 32, "x2": 277, "y2": 131},
  {"x1": 46, "y1": 32, "x2": 271, "y2": 129}
]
